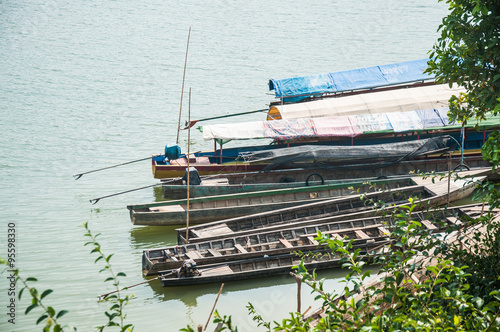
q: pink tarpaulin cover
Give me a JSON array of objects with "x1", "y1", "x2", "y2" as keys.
[
  {"x1": 263, "y1": 118, "x2": 316, "y2": 140},
  {"x1": 312, "y1": 116, "x2": 361, "y2": 137}
]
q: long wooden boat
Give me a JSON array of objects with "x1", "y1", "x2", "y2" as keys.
[
  {"x1": 144, "y1": 204, "x2": 486, "y2": 276},
  {"x1": 159, "y1": 205, "x2": 492, "y2": 287},
  {"x1": 161, "y1": 155, "x2": 492, "y2": 199},
  {"x1": 161, "y1": 171, "x2": 404, "y2": 200},
  {"x1": 152, "y1": 133, "x2": 487, "y2": 179},
  {"x1": 176, "y1": 168, "x2": 490, "y2": 244},
  {"x1": 158, "y1": 248, "x2": 377, "y2": 287},
  {"x1": 129, "y1": 177, "x2": 417, "y2": 226}
]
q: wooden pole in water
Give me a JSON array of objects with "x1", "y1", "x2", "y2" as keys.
[
  {"x1": 186, "y1": 88, "x2": 191, "y2": 244},
  {"x1": 176, "y1": 27, "x2": 191, "y2": 145},
  {"x1": 205, "y1": 283, "x2": 225, "y2": 331},
  {"x1": 447, "y1": 152, "x2": 451, "y2": 205},
  {"x1": 295, "y1": 274, "x2": 302, "y2": 314}
]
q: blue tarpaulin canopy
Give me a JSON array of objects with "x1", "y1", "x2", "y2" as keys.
[{"x1": 269, "y1": 59, "x2": 434, "y2": 102}]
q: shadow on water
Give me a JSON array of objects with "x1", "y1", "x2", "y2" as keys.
[
  {"x1": 147, "y1": 267, "x2": 355, "y2": 307},
  {"x1": 153, "y1": 186, "x2": 166, "y2": 202},
  {"x1": 129, "y1": 225, "x2": 179, "y2": 249}
]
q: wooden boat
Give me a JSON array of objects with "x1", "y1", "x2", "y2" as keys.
[
  {"x1": 153, "y1": 126, "x2": 497, "y2": 178},
  {"x1": 176, "y1": 168, "x2": 490, "y2": 244},
  {"x1": 144, "y1": 204, "x2": 485, "y2": 276},
  {"x1": 161, "y1": 171, "x2": 402, "y2": 200},
  {"x1": 153, "y1": 59, "x2": 498, "y2": 179},
  {"x1": 158, "y1": 248, "x2": 378, "y2": 287},
  {"x1": 161, "y1": 155, "x2": 492, "y2": 199},
  {"x1": 158, "y1": 203, "x2": 492, "y2": 287},
  {"x1": 129, "y1": 177, "x2": 417, "y2": 226}
]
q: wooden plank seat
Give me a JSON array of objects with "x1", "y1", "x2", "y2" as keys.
[
  {"x1": 446, "y1": 216, "x2": 463, "y2": 226},
  {"x1": 197, "y1": 225, "x2": 234, "y2": 238},
  {"x1": 354, "y1": 230, "x2": 370, "y2": 239},
  {"x1": 421, "y1": 219, "x2": 437, "y2": 230},
  {"x1": 150, "y1": 205, "x2": 185, "y2": 212},
  {"x1": 235, "y1": 244, "x2": 248, "y2": 253},
  {"x1": 307, "y1": 236, "x2": 319, "y2": 245},
  {"x1": 279, "y1": 238, "x2": 293, "y2": 248},
  {"x1": 201, "y1": 178, "x2": 230, "y2": 185},
  {"x1": 185, "y1": 251, "x2": 203, "y2": 260},
  {"x1": 207, "y1": 248, "x2": 222, "y2": 257}
]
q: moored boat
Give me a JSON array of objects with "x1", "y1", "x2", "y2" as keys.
[
  {"x1": 129, "y1": 177, "x2": 417, "y2": 226},
  {"x1": 158, "y1": 249, "x2": 377, "y2": 287},
  {"x1": 161, "y1": 153, "x2": 492, "y2": 199},
  {"x1": 144, "y1": 204, "x2": 486, "y2": 276},
  {"x1": 154, "y1": 116, "x2": 498, "y2": 178},
  {"x1": 158, "y1": 203, "x2": 492, "y2": 287},
  {"x1": 175, "y1": 168, "x2": 490, "y2": 244}
]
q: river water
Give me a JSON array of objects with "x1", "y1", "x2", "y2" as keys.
[{"x1": 0, "y1": 1, "x2": 450, "y2": 331}]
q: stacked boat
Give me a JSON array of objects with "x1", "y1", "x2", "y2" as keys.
[
  {"x1": 129, "y1": 59, "x2": 500, "y2": 287},
  {"x1": 133, "y1": 168, "x2": 493, "y2": 286}
]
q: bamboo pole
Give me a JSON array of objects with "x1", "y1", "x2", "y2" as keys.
[
  {"x1": 176, "y1": 27, "x2": 191, "y2": 144},
  {"x1": 97, "y1": 272, "x2": 172, "y2": 299},
  {"x1": 204, "y1": 283, "x2": 225, "y2": 331},
  {"x1": 295, "y1": 274, "x2": 302, "y2": 313},
  {"x1": 186, "y1": 88, "x2": 191, "y2": 244},
  {"x1": 447, "y1": 152, "x2": 451, "y2": 205}
]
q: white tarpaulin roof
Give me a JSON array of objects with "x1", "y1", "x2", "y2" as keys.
[
  {"x1": 270, "y1": 83, "x2": 465, "y2": 120},
  {"x1": 202, "y1": 121, "x2": 265, "y2": 140},
  {"x1": 203, "y1": 110, "x2": 449, "y2": 141}
]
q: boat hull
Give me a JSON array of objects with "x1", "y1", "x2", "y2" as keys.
[
  {"x1": 144, "y1": 203, "x2": 486, "y2": 275},
  {"x1": 129, "y1": 178, "x2": 416, "y2": 226},
  {"x1": 175, "y1": 168, "x2": 490, "y2": 244}
]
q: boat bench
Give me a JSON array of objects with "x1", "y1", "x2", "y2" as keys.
[
  {"x1": 208, "y1": 248, "x2": 222, "y2": 257},
  {"x1": 279, "y1": 238, "x2": 293, "y2": 248},
  {"x1": 186, "y1": 251, "x2": 203, "y2": 260},
  {"x1": 171, "y1": 156, "x2": 211, "y2": 166},
  {"x1": 201, "y1": 178, "x2": 230, "y2": 186},
  {"x1": 421, "y1": 219, "x2": 437, "y2": 230},
  {"x1": 234, "y1": 244, "x2": 248, "y2": 253}
]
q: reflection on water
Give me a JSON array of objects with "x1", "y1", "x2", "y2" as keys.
[
  {"x1": 153, "y1": 186, "x2": 166, "y2": 202},
  {"x1": 148, "y1": 267, "x2": 352, "y2": 306},
  {"x1": 129, "y1": 225, "x2": 179, "y2": 249},
  {"x1": 148, "y1": 264, "x2": 377, "y2": 306}
]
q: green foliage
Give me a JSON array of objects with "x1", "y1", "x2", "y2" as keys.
[
  {"x1": 1, "y1": 222, "x2": 135, "y2": 331},
  {"x1": 427, "y1": 0, "x2": 500, "y2": 126},
  {"x1": 83, "y1": 222, "x2": 134, "y2": 332},
  {"x1": 197, "y1": 198, "x2": 500, "y2": 331},
  {"x1": 213, "y1": 310, "x2": 238, "y2": 331},
  {"x1": 0, "y1": 258, "x2": 73, "y2": 332},
  {"x1": 273, "y1": 202, "x2": 499, "y2": 331}
]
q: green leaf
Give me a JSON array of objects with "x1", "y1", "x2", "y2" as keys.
[
  {"x1": 18, "y1": 287, "x2": 25, "y2": 300},
  {"x1": 117, "y1": 272, "x2": 127, "y2": 277},
  {"x1": 54, "y1": 324, "x2": 61, "y2": 332},
  {"x1": 26, "y1": 277, "x2": 38, "y2": 282},
  {"x1": 47, "y1": 306, "x2": 56, "y2": 317},
  {"x1": 40, "y1": 289, "x2": 53, "y2": 300},
  {"x1": 36, "y1": 314, "x2": 48, "y2": 325},
  {"x1": 25, "y1": 303, "x2": 38, "y2": 315},
  {"x1": 474, "y1": 297, "x2": 484, "y2": 309},
  {"x1": 56, "y1": 310, "x2": 68, "y2": 319}
]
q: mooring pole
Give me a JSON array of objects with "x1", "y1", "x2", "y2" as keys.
[
  {"x1": 205, "y1": 283, "x2": 225, "y2": 331},
  {"x1": 186, "y1": 88, "x2": 191, "y2": 244},
  {"x1": 176, "y1": 27, "x2": 191, "y2": 144}
]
